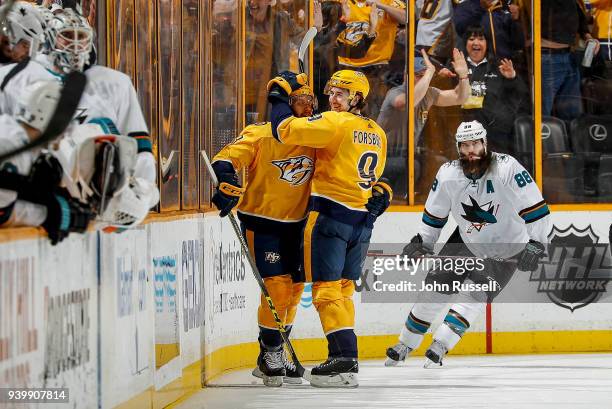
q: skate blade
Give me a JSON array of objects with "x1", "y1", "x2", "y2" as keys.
[
  {"x1": 252, "y1": 367, "x2": 263, "y2": 379},
  {"x1": 310, "y1": 373, "x2": 358, "y2": 388},
  {"x1": 283, "y1": 376, "x2": 303, "y2": 385},
  {"x1": 262, "y1": 375, "x2": 283, "y2": 387},
  {"x1": 302, "y1": 368, "x2": 312, "y2": 382},
  {"x1": 423, "y1": 358, "x2": 443, "y2": 369},
  {"x1": 384, "y1": 357, "x2": 401, "y2": 367}
]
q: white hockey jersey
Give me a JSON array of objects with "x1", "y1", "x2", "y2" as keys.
[
  {"x1": 0, "y1": 115, "x2": 47, "y2": 227},
  {"x1": 420, "y1": 153, "x2": 551, "y2": 259},
  {"x1": 0, "y1": 57, "x2": 148, "y2": 137}
]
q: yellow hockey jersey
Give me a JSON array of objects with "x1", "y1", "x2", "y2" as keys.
[
  {"x1": 213, "y1": 122, "x2": 314, "y2": 230},
  {"x1": 338, "y1": 0, "x2": 406, "y2": 67},
  {"x1": 276, "y1": 111, "x2": 387, "y2": 224}
]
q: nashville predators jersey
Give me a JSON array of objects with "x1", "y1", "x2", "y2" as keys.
[
  {"x1": 213, "y1": 122, "x2": 314, "y2": 229},
  {"x1": 275, "y1": 111, "x2": 387, "y2": 224},
  {"x1": 338, "y1": 0, "x2": 406, "y2": 67}
]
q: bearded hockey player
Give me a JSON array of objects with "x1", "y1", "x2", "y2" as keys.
[
  {"x1": 385, "y1": 120, "x2": 551, "y2": 367},
  {"x1": 0, "y1": 8, "x2": 156, "y2": 186},
  {"x1": 210, "y1": 84, "x2": 317, "y2": 387},
  {"x1": 267, "y1": 70, "x2": 392, "y2": 388}
]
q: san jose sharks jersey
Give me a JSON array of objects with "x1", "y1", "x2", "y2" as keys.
[
  {"x1": 275, "y1": 111, "x2": 387, "y2": 224},
  {"x1": 420, "y1": 153, "x2": 551, "y2": 259},
  {"x1": 0, "y1": 57, "x2": 149, "y2": 138},
  {"x1": 213, "y1": 122, "x2": 314, "y2": 229}
]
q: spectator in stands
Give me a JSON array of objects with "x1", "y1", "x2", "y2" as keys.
[
  {"x1": 453, "y1": 0, "x2": 524, "y2": 60},
  {"x1": 314, "y1": 0, "x2": 344, "y2": 112},
  {"x1": 541, "y1": 0, "x2": 599, "y2": 120},
  {"x1": 337, "y1": 0, "x2": 406, "y2": 118},
  {"x1": 590, "y1": 0, "x2": 612, "y2": 64},
  {"x1": 461, "y1": 25, "x2": 529, "y2": 153},
  {"x1": 414, "y1": 48, "x2": 471, "y2": 143},
  {"x1": 245, "y1": 0, "x2": 321, "y2": 122}
]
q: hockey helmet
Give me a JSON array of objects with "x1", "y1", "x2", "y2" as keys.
[
  {"x1": 2, "y1": 2, "x2": 45, "y2": 57},
  {"x1": 48, "y1": 8, "x2": 93, "y2": 73},
  {"x1": 324, "y1": 69, "x2": 370, "y2": 101},
  {"x1": 16, "y1": 80, "x2": 62, "y2": 132},
  {"x1": 35, "y1": 5, "x2": 56, "y2": 53},
  {"x1": 455, "y1": 120, "x2": 487, "y2": 153},
  {"x1": 289, "y1": 84, "x2": 318, "y2": 111}
]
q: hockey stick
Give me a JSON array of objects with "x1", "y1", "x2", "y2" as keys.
[
  {"x1": 201, "y1": 150, "x2": 310, "y2": 381},
  {"x1": 0, "y1": 71, "x2": 87, "y2": 163},
  {"x1": 298, "y1": 27, "x2": 317, "y2": 74}
]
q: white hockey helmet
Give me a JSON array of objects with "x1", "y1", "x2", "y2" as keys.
[
  {"x1": 16, "y1": 80, "x2": 62, "y2": 132},
  {"x1": 455, "y1": 120, "x2": 488, "y2": 153},
  {"x1": 35, "y1": 5, "x2": 56, "y2": 54},
  {"x1": 2, "y1": 2, "x2": 45, "y2": 57},
  {"x1": 48, "y1": 8, "x2": 93, "y2": 73}
]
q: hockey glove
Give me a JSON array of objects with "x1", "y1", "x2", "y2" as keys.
[
  {"x1": 366, "y1": 179, "x2": 393, "y2": 218},
  {"x1": 267, "y1": 71, "x2": 308, "y2": 104},
  {"x1": 402, "y1": 234, "x2": 432, "y2": 261},
  {"x1": 41, "y1": 191, "x2": 94, "y2": 245},
  {"x1": 212, "y1": 172, "x2": 244, "y2": 217},
  {"x1": 29, "y1": 152, "x2": 64, "y2": 190},
  {"x1": 516, "y1": 240, "x2": 545, "y2": 272}
]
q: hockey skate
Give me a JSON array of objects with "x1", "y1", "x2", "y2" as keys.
[
  {"x1": 257, "y1": 346, "x2": 286, "y2": 387},
  {"x1": 424, "y1": 340, "x2": 447, "y2": 368},
  {"x1": 384, "y1": 342, "x2": 412, "y2": 367},
  {"x1": 309, "y1": 358, "x2": 359, "y2": 388},
  {"x1": 252, "y1": 348, "x2": 303, "y2": 384}
]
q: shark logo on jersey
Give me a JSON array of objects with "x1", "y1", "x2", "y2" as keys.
[
  {"x1": 461, "y1": 195, "x2": 498, "y2": 232},
  {"x1": 271, "y1": 155, "x2": 314, "y2": 186},
  {"x1": 529, "y1": 224, "x2": 612, "y2": 312}
]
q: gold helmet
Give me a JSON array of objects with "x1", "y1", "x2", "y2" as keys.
[
  {"x1": 289, "y1": 84, "x2": 318, "y2": 111},
  {"x1": 324, "y1": 69, "x2": 370, "y2": 101}
]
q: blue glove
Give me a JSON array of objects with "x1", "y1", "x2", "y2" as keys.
[
  {"x1": 212, "y1": 172, "x2": 244, "y2": 217},
  {"x1": 41, "y1": 191, "x2": 94, "y2": 245},
  {"x1": 365, "y1": 178, "x2": 393, "y2": 218}
]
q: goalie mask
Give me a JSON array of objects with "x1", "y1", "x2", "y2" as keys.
[{"x1": 48, "y1": 8, "x2": 93, "y2": 73}]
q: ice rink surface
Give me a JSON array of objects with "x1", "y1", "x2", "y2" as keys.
[{"x1": 176, "y1": 353, "x2": 612, "y2": 409}]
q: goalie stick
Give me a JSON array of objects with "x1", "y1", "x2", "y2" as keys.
[
  {"x1": 201, "y1": 150, "x2": 311, "y2": 381},
  {"x1": 0, "y1": 71, "x2": 87, "y2": 163},
  {"x1": 298, "y1": 27, "x2": 317, "y2": 74}
]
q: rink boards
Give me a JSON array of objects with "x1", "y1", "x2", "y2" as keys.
[{"x1": 0, "y1": 210, "x2": 611, "y2": 408}]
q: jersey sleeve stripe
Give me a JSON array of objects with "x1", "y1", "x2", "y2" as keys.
[
  {"x1": 518, "y1": 200, "x2": 547, "y2": 216},
  {"x1": 520, "y1": 203, "x2": 550, "y2": 224},
  {"x1": 422, "y1": 208, "x2": 448, "y2": 228},
  {"x1": 128, "y1": 132, "x2": 153, "y2": 153}
]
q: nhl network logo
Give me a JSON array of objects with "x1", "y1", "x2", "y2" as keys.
[{"x1": 529, "y1": 225, "x2": 612, "y2": 312}]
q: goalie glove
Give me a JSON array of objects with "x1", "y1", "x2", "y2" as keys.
[
  {"x1": 366, "y1": 178, "x2": 393, "y2": 218},
  {"x1": 516, "y1": 240, "x2": 545, "y2": 272},
  {"x1": 267, "y1": 71, "x2": 308, "y2": 104}
]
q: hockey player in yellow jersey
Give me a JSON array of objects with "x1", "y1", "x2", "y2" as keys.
[
  {"x1": 267, "y1": 69, "x2": 393, "y2": 388},
  {"x1": 211, "y1": 85, "x2": 316, "y2": 387}
]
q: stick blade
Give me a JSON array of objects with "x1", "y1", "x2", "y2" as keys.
[{"x1": 298, "y1": 27, "x2": 317, "y2": 73}]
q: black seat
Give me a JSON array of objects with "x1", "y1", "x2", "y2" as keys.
[
  {"x1": 582, "y1": 78, "x2": 612, "y2": 115},
  {"x1": 570, "y1": 115, "x2": 612, "y2": 200},
  {"x1": 514, "y1": 116, "x2": 585, "y2": 202}
]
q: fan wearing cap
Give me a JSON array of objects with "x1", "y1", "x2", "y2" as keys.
[
  {"x1": 0, "y1": 80, "x2": 93, "y2": 244},
  {"x1": 210, "y1": 83, "x2": 317, "y2": 387},
  {"x1": 384, "y1": 120, "x2": 550, "y2": 368},
  {"x1": 265, "y1": 69, "x2": 391, "y2": 388}
]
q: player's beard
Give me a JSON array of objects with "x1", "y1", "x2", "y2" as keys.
[{"x1": 460, "y1": 149, "x2": 492, "y2": 180}]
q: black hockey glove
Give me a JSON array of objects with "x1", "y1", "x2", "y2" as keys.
[
  {"x1": 29, "y1": 152, "x2": 64, "y2": 190},
  {"x1": 211, "y1": 172, "x2": 244, "y2": 217},
  {"x1": 267, "y1": 71, "x2": 308, "y2": 104},
  {"x1": 365, "y1": 179, "x2": 393, "y2": 218},
  {"x1": 516, "y1": 240, "x2": 545, "y2": 272},
  {"x1": 402, "y1": 234, "x2": 432, "y2": 261},
  {"x1": 41, "y1": 191, "x2": 95, "y2": 245}
]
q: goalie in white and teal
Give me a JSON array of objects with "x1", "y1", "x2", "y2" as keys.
[{"x1": 385, "y1": 120, "x2": 551, "y2": 368}]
